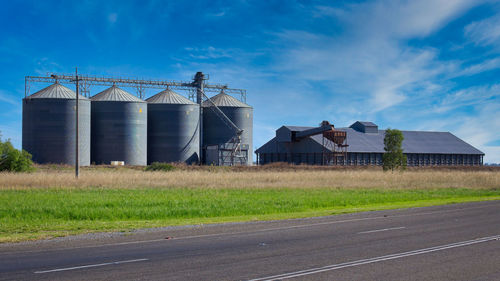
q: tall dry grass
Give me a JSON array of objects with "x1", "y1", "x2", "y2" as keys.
[{"x1": 0, "y1": 166, "x2": 499, "y2": 190}]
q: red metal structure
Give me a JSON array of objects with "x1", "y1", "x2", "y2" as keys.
[{"x1": 320, "y1": 121, "x2": 348, "y2": 165}]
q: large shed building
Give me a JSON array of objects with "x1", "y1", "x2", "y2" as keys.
[{"x1": 255, "y1": 121, "x2": 484, "y2": 166}]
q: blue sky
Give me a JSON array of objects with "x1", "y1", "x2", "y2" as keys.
[{"x1": 0, "y1": 0, "x2": 499, "y2": 163}]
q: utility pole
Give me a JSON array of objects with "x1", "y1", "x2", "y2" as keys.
[
  {"x1": 75, "y1": 67, "x2": 79, "y2": 178},
  {"x1": 193, "y1": 72, "x2": 205, "y2": 164}
]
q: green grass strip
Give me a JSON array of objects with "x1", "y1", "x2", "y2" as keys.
[{"x1": 1, "y1": 187, "x2": 499, "y2": 242}]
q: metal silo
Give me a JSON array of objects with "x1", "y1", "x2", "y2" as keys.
[
  {"x1": 202, "y1": 92, "x2": 253, "y2": 165},
  {"x1": 90, "y1": 86, "x2": 147, "y2": 166},
  {"x1": 22, "y1": 83, "x2": 91, "y2": 165},
  {"x1": 146, "y1": 89, "x2": 200, "y2": 164}
]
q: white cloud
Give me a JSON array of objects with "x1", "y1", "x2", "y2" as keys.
[
  {"x1": 453, "y1": 103, "x2": 500, "y2": 163},
  {"x1": 417, "y1": 84, "x2": 500, "y2": 163},
  {"x1": 316, "y1": 0, "x2": 477, "y2": 39},
  {"x1": 268, "y1": 0, "x2": 481, "y2": 113},
  {"x1": 386, "y1": 0, "x2": 473, "y2": 38},
  {"x1": 371, "y1": 86, "x2": 407, "y2": 112},
  {"x1": 435, "y1": 84, "x2": 500, "y2": 113},
  {"x1": 458, "y1": 57, "x2": 500, "y2": 76},
  {"x1": 312, "y1": 5, "x2": 346, "y2": 18},
  {"x1": 0, "y1": 90, "x2": 19, "y2": 106},
  {"x1": 184, "y1": 46, "x2": 234, "y2": 60},
  {"x1": 465, "y1": 13, "x2": 500, "y2": 47},
  {"x1": 482, "y1": 146, "x2": 500, "y2": 164},
  {"x1": 34, "y1": 57, "x2": 63, "y2": 76}
]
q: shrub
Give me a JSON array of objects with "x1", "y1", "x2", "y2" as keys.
[
  {"x1": 0, "y1": 136, "x2": 35, "y2": 172},
  {"x1": 144, "y1": 162, "x2": 176, "y2": 172}
]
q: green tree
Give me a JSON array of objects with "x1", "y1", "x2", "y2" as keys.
[
  {"x1": 0, "y1": 132, "x2": 35, "y2": 172},
  {"x1": 382, "y1": 128, "x2": 407, "y2": 172}
]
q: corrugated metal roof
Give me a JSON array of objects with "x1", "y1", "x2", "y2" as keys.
[
  {"x1": 322, "y1": 128, "x2": 483, "y2": 154},
  {"x1": 26, "y1": 83, "x2": 88, "y2": 100},
  {"x1": 356, "y1": 121, "x2": 377, "y2": 127},
  {"x1": 202, "y1": 93, "x2": 251, "y2": 108},
  {"x1": 256, "y1": 126, "x2": 484, "y2": 155},
  {"x1": 284, "y1": 126, "x2": 313, "y2": 131},
  {"x1": 146, "y1": 89, "x2": 195, "y2": 104},
  {"x1": 91, "y1": 86, "x2": 145, "y2": 102}
]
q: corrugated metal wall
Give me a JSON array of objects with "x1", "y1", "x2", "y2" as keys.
[
  {"x1": 22, "y1": 98, "x2": 91, "y2": 165},
  {"x1": 202, "y1": 106, "x2": 253, "y2": 165},
  {"x1": 91, "y1": 101, "x2": 147, "y2": 165},
  {"x1": 22, "y1": 83, "x2": 91, "y2": 166},
  {"x1": 147, "y1": 103, "x2": 200, "y2": 164},
  {"x1": 257, "y1": 152, "x2": 483, "y2": 166}
]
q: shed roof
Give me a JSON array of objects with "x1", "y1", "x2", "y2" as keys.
[
  {"x1": 355, "y1": 121, "x2": 377, "y2": 127},
  {"x1": 202, "y1": 92, "x2": 251, "y2": 108},
  {"x1": 146, "y1": 89, "x2": 195, "y2": 104},
  {"x1": 256, "y1": 126, "x2": 484, "y2": 155},
  {"x1": 26, "y1": 83, "x2": 88, "y2": 100},
  {"x1": 91, "y1": 85, "x2": 144, "y2": 102},
  {"x1": 283, "y1": 125, "x2": 313, "y2": 131}
]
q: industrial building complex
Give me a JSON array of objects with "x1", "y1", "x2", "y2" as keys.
[
  {"x1": 22, "y1": 72, "x2": 484, "y2": 167},
  {"x1": 255, "y1": 121, "x2": 484, "y2": 166},
  {"x1": 22, "y1": 72, "x2": 252, "y2": 166}
]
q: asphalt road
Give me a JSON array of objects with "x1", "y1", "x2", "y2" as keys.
[{"x1": 1, "y1": 201, "x2": 500, "y2": 280}]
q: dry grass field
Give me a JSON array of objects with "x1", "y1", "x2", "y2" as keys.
[
  {"x1": 0, "y1": 164, "x2": 499, "y2": 190},
  {"x1": 1, "y1": 165, "x2": 499, "y2": 242}
]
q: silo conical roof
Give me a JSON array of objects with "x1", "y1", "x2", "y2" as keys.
[
  {"x1": 91, "y1": 85, "x2": 145, "y2": 102},
  {"x1": 202, "y1": 92, "x2": 251, "y2": 108},
  {"x1": 146, "y1": 89, "x2": 195, "y2": 104},
  {"x1": 27, "y1": 83, "x2": 88, "y2": 100}
]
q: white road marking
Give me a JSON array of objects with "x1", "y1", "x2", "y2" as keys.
[
  {"x1": 34, "y1": 258, "x2": 149, "y2": 274},
  {"x1": 249, "y1": 235, "x2": 500, "y2": 281},
  {"x1": 4, "y1": 202, "x2": 496, "y2": 254},
  {"x1": 358, "y1": 226, "x2": 406, "y2": 234}
]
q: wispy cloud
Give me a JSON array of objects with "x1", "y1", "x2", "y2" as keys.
[
  {"x1": 34, "y1": 57, "x2": 63, "y2": 76},
  {"x1": 0, "y1": 90, "x2": 19, "y2": 106},
  {"x1": 454, "y1": 102, "x2": 500, "y2": 162},
  {"x1": 465, "y1": 13, "x2": 500, "y2": 47},
  {"x1": 270, "y1": 0, "x2": 470, "y2": 113},
  {"x1": 417, "y1": 83, "x2": 500, "y2": 162},
  {"x1": 312, "y1": 0, "x2": 477, "y2": 39},
  {"x1": 458, "y1": 57, "x2": 500, "y2": 76},
  {"x1": 184, "y1": 46, "x2": 234, "y2": 60},
  {"x1": 435, "y1": 84, "x2": 500, "y2": 113}
]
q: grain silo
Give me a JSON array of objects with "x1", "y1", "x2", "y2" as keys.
[
  {"x1": 146, "y1": 89, "x2": 200, "y2": 164},
  {"x1": 90, "y1": 85, "x2": 147, "y2": 165},
  {"x1": 202, "y1": 92, "x2": 253, "y2": 165},
  {"x1": 22, "y1": 82, "x2": 91, "y2": 165}
]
